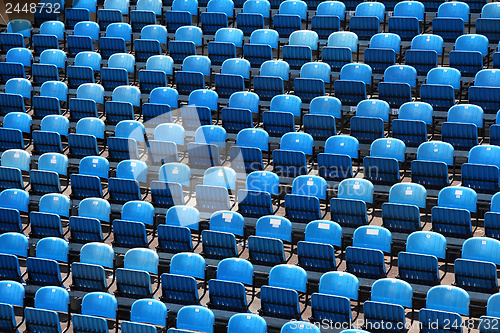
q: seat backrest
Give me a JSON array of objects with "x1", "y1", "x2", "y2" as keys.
[
  {"x1": 115, "y1": 120, "x2": 146, "y2": 142},
  {"x1": 356, "y1": 99, "x2": 390, "y2": 122},
  {"x1": 79, "y1": 156, "x2": 110, "y2": 179},
  {"x1": 474, "y1": 69, "x2": 500, "y2": 87},
  {"x1": 406, "y1": 231, "x2": 447, "y2": 258},
  {"x1": 317, "y1": 1, "x2": 346, "y2": 20},
  {"x1": 249, "y1": 29, "x2": 279, "y2": 48},
  {"x1": 7, "y1": 19, "x2": 32, "y2": 37},
  {"x1": 36, "y1": 237, "x2": 69, "y2": 262},
  {"x1": 203, "y1": 166, "x2": 236, "y2": 190},
  {"x1": 3, "y1": 112, "x2": 32, "y2": 133},
  {"x1": 394, "y1": 1, "x2": 424, "y2": 20},
  {"x1": 337, "y1": 178, "x2": 374, "y2": 203},
  {"x1": 145, "y1": 55, "x2": 173, "y2": 74},
  {"x1": 141, "y1": 25, "x2": 168, "y2": 44},
  {"x1": 5, "y1": 78, "x2": 32, "y2": 98},
  {"x1": 490, "y1": 191, "x2": 500, "y2": 213},
  {"x1": 270, "y1": 94, "x2": 302, "y2": 117},
  {"x1": 398, "y1": 102, "x2": 433, "y2": 125},
  {"x1": 227, "y1": 313, "x2": 267, "y2": 333},
  {"x1": 124, "y1": 248, "x2": 159, "y2": 274},
  {"x1": 216, "y1": 257, "x2": 253, "y2": 285},
  {"x1": 80, "y1": 243, "x2": 114, "y2": 268},
  {"x1": 369, "y1": 33, "x2": 401, "y2": 53},
  {"x1": 0, "y1": 280, "x2": 24, "y2": 306},
  {"x1": 229, "y1": 91, "x2": 260, "y2": 114},
  {"x1": 130, "y1": 299, "x2": 167, "y2": 327},
  {"x1": 1, "y1": 149, "x2": 30, "y2": 171},
  {"x1": 318, "y1": 271, "x2": 359, "y2": 299},
  {"x1": 369, "y1": 138, "x2": 406, "y2": 161},
  {"x1": 268, "y1": 264, "x2": 307, "y2": 292},
  {"x1": 278, "y1": 0, "x2": 307, "y2": 19},
  {"x1": 38, "y1": 153, "x2": 68, "y2": 175},
  {"x1": 461, "y1": 237, "x2": 500, "y2": 265},
  {"x1": 40, "y1": 20, "x2": 65, "y2": 39},
  {"x1": 74, "y1": 21, "x2": 100, "y2": 40},
  {"x1": 416, "y1": 141, "x2": 454, "y2": 165},
  {"x1": 6, "y1": 48, "x2": 32, "y2": 68},
  {"x1": 383, "y1": 65, "x2": 417, "y2": 87},
  {"x1": 255, "y1": 215, "x2": 292, "y2": 242},
  {"x1": 188, "y1": 89, "x2": 219, "y2": 111},
  {"x1": 104, "y1": 0, "x2": 129, "y2": 14},
  {"x1": 426, "y1": 285, "x2": 469, "y2": 315},
  {"x1": 221, "y1": 58, "x2": 251, "y2": 79},
  {"x1": 388, "y1": 183, "x2": 427, "y2": 208},
  {"x1": 81, "y1": 292, "x2": 117, "y2": 320},
  {"x1": 154, "y1": 123, "x2": 185, "y2": 146},
  {"x1": 150, "y1": 87, "x2": 179, "y2": 108},
  {"x1": 281, "y1": 321, "x2": 321, "y2": 333},
  {"x1": 410, "y1": 34, "x2": 444, "y2": 55},
  {"x1": 236, "y1": 128, "x2": 269, "y2": 151},
  {"x1": 112, "y1": 86, "x2": 141, "y2": 107},
  {"x1": 39, "y1": 193, "x2": 70, "y2": 217},
  {"x1": 280, "y1": 132, "x2": 313, "y2": 155},
  {"x1": 40, "y1": 115, "x2": 69, "y2": 136},
  {"x1": 0, "y1": 232, "x2": 29, "y2": 257},
  {"x1": 289, "y1": 30, "x2": 319, "y2": 50},
  {"x1": 481, "y1": 2, "x2": 500, "y2": 18},
  {"x1": 40, "y1": 81, "x2": 68, "y2": 101},
  {"x1": 455, "y1": 34, "x2": 489, "y2": 55},
  {"x1": 242, "y1": 0, "x2": 270, "y2": 16},
  {"x1": 108, "y1": 53, "x2": 135, "y2": 73},
  {"x1": 327, "y1": 31, "x2": 358, "y2": 52},
  {"x1": 260, "y1": 60, "x2": 290, "y2": 81},
  {"x1": 309, "y1": 96, "x2": 341, "y2": 118},
  {"x1": 447, "y1": 104, "x2": 483, "y2": 128},
  {"x1": 426, "y1": 67, "x2": 461, "y2": 89},
  {"x1": 182, "y1": 55, "x2": 211, "y2": 76},
  {"x1": 437, "y1": 186, "x2": 477, "y2": 212},
  {"x1": 76, "y1": 117, "x2": 105, "y2": 139},
  {"x1": 195, "y1": 125, "x2": 227, "y2": 147},
  {"x1": 209, "y1": 211, "x2": 245, "y2": 236},
  {"x1": 487, "y1": 294, "x2": 500, "y2": 317},
  {"x1": 324, "y1": 135, "x2": 359, "y2": 158},
  {"x1": 437, "y1": 1, "x2": 469, "y2": 21},
  {"x1": 176, "y1": 305, "x2": 214, "y2": 333},
  {"x1": 304, "y1": 220, "x2": 342, "y2": 247},
  {"x1": 137, "y1": 0, "x2": 162, "y2": 14},
  {"x1": 158, "y1": 163, "x2": 191, "y2": 186},
  {"x1": 246, "y1": 171, "x2": 280, "y2": 195},
  {"x1": 355, "y1": 2, "x2": 385, "y2": 21},
  {"x1": 79, "y1": 197, "x2": 111, "y2": 222},
  {"x1": 122, "y1": 200, "x2": 154, "y2": 225},
  {"x1": 214, "y1": 28, "x2": 244, "y2": 47},
  {"x1": 172, "y1": 0, "x2": 198, "y2": 15},
  {"x1": 74, "y1": 51, "x2": 102, "y2": 71},
  {"x1": 116, "y1": 159, "x2": 148, "y2": 183},
  {"x1": 76, "y1": 83, "x2": 105, "y2": 104},
  {"x1": 300, "y1": 62, "x2": 331, "y2": 83},
  {"x1": 207, "y1": 0, "x2": 234, "y2": 16},
  {"x1": 106, "y1": 22, "x2": 132, "y2": 41},
  {"x1": 371, "y1": 278, "x2": 413, "y2": 308},
  {"x1": 170, "y1": 252, "x2": 205, "y2": 279},
  {"x1": 0, "y1": 189, "x2": 29, "y2": 212},
  {"x1": 339, "y1": 63, "x2": 372, "y2": 85},
  {"x1": 34, "y1": 286, "x2": 69, "y2": 312},
  {"x1": 165, "y1": 205, "x2": 200, "y2": 230},
  {"x1": 292, "y1": 175, "x2": 327, "y2": 200},
  {"x1": 175, "y1": 26, "x2": 203, "y2": 46},
  {"x1": 352, "y1": 225, "x2": 392, "y2": 253}
]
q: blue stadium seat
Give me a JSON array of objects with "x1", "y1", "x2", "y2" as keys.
[
  {"x1": 72, "y1": 292, "x2": 117, "y2": 333},
  {"x1": 469, "y1": 69, "x2": 500, "y2": 115},
  {"x1": 169, "y1": 26, "x2": 203, "y2": 64},
  {"x1": 346, "y1": 225, "x2": 392, "y2": 278},
  {"x1": 273, "y1": 132, "x2": 313, "y2": 178},
  {"x1": 248, "y1": 215, "x2": 292, "y2": 266},
  {"x1": 442, "y1": 104, "x2": 483, "y2": 150},
  {"x1": 27, "y1": 237, "x2": 69, "y2": 286},
  {"x1": 392, "y1": 102, "x2": 433, "y2": 147},
  {"x1": 450, "y1": 34, "x2": 489, "y2": 78},
  {"x1": 71, "y1": 242, "x2": 114, "y2": 292},
  {"x1": 334, "y1": 63, "x2": 372, "y2": 106},
  {"x1": 67, "y1": 21, "x2": 99, "y2": 56},
  {"x1": 260, "y1": 264, "x2": 307, "y2": 320},
  {"x1": 202, "y1": 211, "x2": 244, "y2": 259},
  {"x1": 253, "y1": 60, "x2": 289, "y2": 101},
  {"x1": 378, "y1": 65, "x2": 417, "y2": 109},
  {"x1": 0, "y1": 280, "x2": 24, "y2": 332},
  {"x1": 462, "y1": 145, "x2": 500, "y2": 194},
  {"x1": 115, "y1": 248, "x2": 158, "y2": 299},
  {"x1": 432, "y1": 1, "x2": 470, "y2": 42},
  {"x1": 99, "y1": 23, "x2": 132, "y2": 58},
  {"x1": 243, "y1": 29, "x2": 279, "y2": 68},
  {"x1": 283, "y1": 30, "x2": 319, "y2": 70},
  {"x1": 200, "y1": 0, "x2": 234, "y2": 35},
  {"x1": 293, "y1": 62, "x2": 331, "y2": 103},
  {"x1": 297, "y1": 220, "x2": 341, "y2": 272},
  {"x1": 175, "y1": 305, "x2": 214, "y2": 333},
  {"x1": 208, "y1": 28, "x2": 244, "y2": 66},
  {"x1": 364, "y1": 33, "x2": 401, "y2": 74},
  {"x1": 272, "y1": 0, "x2": 307, "y2": 38},
  {"x1": 70, "y1": 156, "x2": 109, "y2": 199},
  {"x1": 363, "y1": 138, "x2": 406, "y2": 185},
  {"x1": 30, "y1": 152, "x2": 68, "y2": 195},
  {"x1": 311, "y1": 1, "x2": 345, "y2": 40},
  {"x1": 411, "y1": 141, "x2": 454, "y2": 189},
  {"x1": 25, "y1": 286, "x2": 69, "y2": 332},
  {"x1": 350, "y1": 99, "x2": 389, "y2": 144},
  {"x1": 479, "y1": 293, "x2": 500, "y2": 333},
  {"x1": 130, "y1": 0, "x2": 162, "y2": 32},
  {"x1": 157, "y1": 205, "x2": 199, "y2": 253},
  {"x1": 322, "y1": 31, "x2": 358, "y2": 73},
  {"x1": 388, "y1": 1, "x2": 424, "y2": 41},
  {"x1": 214, "y1": 58, "x2": 250, "y2": 98},
  {"x1": 431, "y1": 186, "x2": 477, "y2": 238},
  {"x1": 476, "y1": 3, "x2": 500, "y2": 45},
  {"x1": 420, "y1": 67, "x2": 461, "y2": 111},
  {"x1": 228, "y1": 313, "x2": 267, "y2": 333},
  {"x1": 160, "y1": 252, "x2": 206, "y2": 305},
  {"x1": 236, "y1": 0, "x2": 270, "y2": 36},
  {"x1": 330, "y1": 178, "x2": 374, "y2": 227},
  {"x1": 237, "y1": 170, "x2": 278, "y2": 218},
  {"x1": 284, "y1": 175, "x2": 326, "y2": 224}
]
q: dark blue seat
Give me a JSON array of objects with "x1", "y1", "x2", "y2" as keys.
[
  {"x1": 330, "y1": 178, "x2": 374, "y2": 228},
  {"x1": 248, "y1": 216, "x2": 292, "y2": 266}
]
